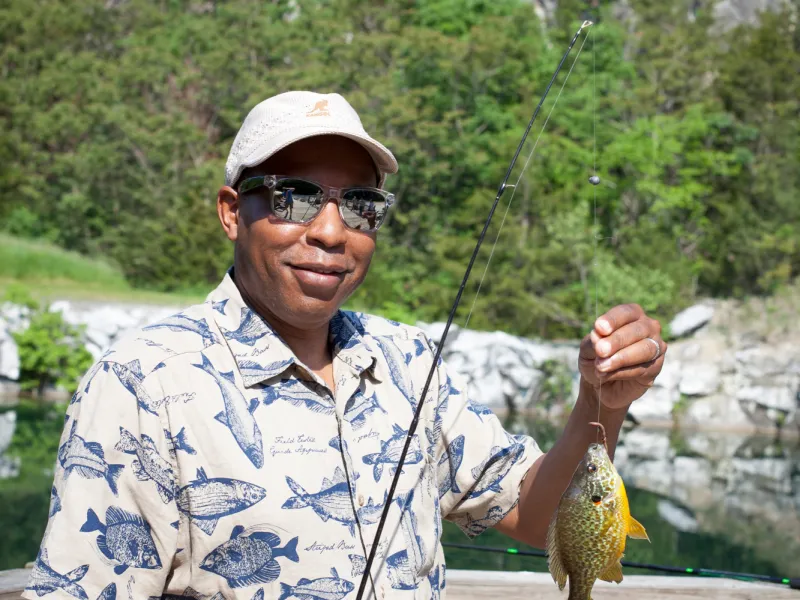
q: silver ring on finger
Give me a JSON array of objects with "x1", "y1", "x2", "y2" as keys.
[{"x1": 645, "y1": 337, "x2": 661, "y2": 360}]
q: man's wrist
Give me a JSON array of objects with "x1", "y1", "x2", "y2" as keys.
[{"x1": 577, "y1": 377, "x2": 630, "y2": 417}]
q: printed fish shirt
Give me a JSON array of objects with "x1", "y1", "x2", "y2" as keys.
[{"x1": 24, "y1": 269, "x2": 543, "y2": 600}]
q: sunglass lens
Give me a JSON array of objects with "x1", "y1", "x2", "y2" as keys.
[
  {"x1": 271, "y1": 178, "x2": 325, "y2": 223},
  {"x1": 341, "y1": 189, "x2": 388, "y2": 231}
]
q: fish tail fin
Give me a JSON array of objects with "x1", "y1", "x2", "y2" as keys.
[
  {"x1": 79, "y1": 508, "x2": 104, "y2": 533},
  {"x1": 278, "y1": 583, "x2": 293, "y2": 600},
  {"x1": 627, "y1": 516, "x2": 650, "y2": 541},
  {"x1": 174, "y1": 427, "x2": 197, "y2": 455},
  {"x1": 282, "y1": 536, "x2": 299, "y2": 563},
  {"x1": 106, "y1": 463, "x2": 125, "y2": 495},
  {"x1": 114, "y1": 428, "x2": 138, "y2": 453}
]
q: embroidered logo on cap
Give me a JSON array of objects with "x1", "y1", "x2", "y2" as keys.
[{"x1": 306, "y1": 99, "x2": 330, "y2": 117}]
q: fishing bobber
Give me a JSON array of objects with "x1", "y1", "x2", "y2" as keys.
[{"x1": 589, "y1": 175, "x2": 601, "y2": 185}]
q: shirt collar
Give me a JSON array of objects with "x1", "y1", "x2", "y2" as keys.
[{"x1": 206, "y1": 268, "x2": 379, "y2": 388}]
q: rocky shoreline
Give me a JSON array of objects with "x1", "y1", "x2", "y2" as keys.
[{"x1": 1, "y1": 295, "x2": 798, "y2": 435}]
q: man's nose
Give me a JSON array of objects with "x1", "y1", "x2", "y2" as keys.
[{"x1": 305, "y1": 200, "x2": 347, "y2": 248}]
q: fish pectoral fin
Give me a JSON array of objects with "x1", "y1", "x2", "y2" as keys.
[
  {"x1": 545, "y1": 513, "x2": 567, "y2": 591},
  {"x1": 627, "y1": 516, "x2": 650, "y2": 541},
  {"x1": 598, "y1": 559, "x2": 624, "y2": 583}
]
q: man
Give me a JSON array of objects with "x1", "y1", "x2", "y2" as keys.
[{"x1": 25, "y1": 91, "x2": 666, "y2": 600}]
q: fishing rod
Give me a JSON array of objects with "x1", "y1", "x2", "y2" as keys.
[
  {"x1": 355, "y1": 19, "x2": 595, "y2": 600},
  {"x1": 441, "y1": 543, "x2": 800, "y2": 589}
]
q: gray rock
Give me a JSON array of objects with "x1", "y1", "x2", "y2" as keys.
[
  {"x1": 0, "y1": 320, "x2": 20, "y2": 381},
  {"x1": 0, "y1": 410, "x2": 16, "y2": 455},
  {"x1": 628, "y1": 386, "x2": 679, "y2": 421},
  {"x1": 657, "y1": 499, "x2": 699, "y2": 532},
  {"x1": 679, "y1": 363, "x2": 720, "y2": 396},
  {"x1": 737, "y1": 386, "x2": 795, "y2": 412},
  {"x1": 620, "y1": 429, "x2": 672, "y2": 460},
  {"x1": 669, "y1": 304, "x2": 715, "y2": 338}
]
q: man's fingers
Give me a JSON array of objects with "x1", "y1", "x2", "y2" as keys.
[
  {"x1": 594, "y1": 319, "x2": 654, "y2": 359},
  {"x1": 580, "y1": 334, "x2": 596, "y2": 360},
  {"x1": 598, "y1": 357, "x2": 664, "y2": 384},
  {"x1": 596, "y1": 336, "x2": 665, "y2": 373},
  {"x1": 594, "y1": 303, "x2": 644, "y2": 336}
]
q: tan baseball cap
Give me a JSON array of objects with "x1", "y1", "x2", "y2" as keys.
[{"x1": 224, "y1": 91, "x2": 399, "y2": 188}]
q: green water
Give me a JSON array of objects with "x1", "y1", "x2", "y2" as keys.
[{"x1": 1, "y1": 400, "x2": 797, "y2": 582}]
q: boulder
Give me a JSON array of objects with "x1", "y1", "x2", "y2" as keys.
[
  {"x1": 669, "y1": 304, "x2": 714, "y2": 338},
  {"x1": 679, "y1": 363, "x2": 720, "y2": 396},
  {"x1": 628, "y1": 386, "x2": 679, "y2": 421}
]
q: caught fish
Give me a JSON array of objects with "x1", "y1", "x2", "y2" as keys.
[{"x1": 547, "y1": 423, "x2": 649, "y2": 600}]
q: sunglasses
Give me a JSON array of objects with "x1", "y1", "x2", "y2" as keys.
[{"x1": 237, "y1": 175, "x2": 395, "y2": 233}]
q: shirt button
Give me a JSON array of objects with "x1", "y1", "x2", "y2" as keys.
[{"x1": 358, "y1": 494, "x2": 365, "y2": 506}]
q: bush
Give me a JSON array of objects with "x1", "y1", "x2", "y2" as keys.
[{"x1": 3, "y1": 286, "x2": 93, "y2": 397}]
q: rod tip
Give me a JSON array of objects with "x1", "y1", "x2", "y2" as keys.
[{"x1": 581, "y1": 20, "x2": 594, "y2": 30}]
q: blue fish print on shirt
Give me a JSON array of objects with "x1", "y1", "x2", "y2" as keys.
[
  {"x1": 428, "y1": 565, "x2": 443, "y2": 600},
  {"x1": 278, "y1": 567, "x2": 354, "y2": 600},
  {"x1": 404, "y1": 339, "x2": 427, "y2": 365},
  {"x1": 385, "y1": 549, "x2": 415, "y2": 591},
  {"x1": 200, "y1": 525, "x2": 299, "y2": 588},
  {"x1": 362, "y1": 423, "x2": 423, "y2": 482},
  {"x1": 111, "y1": 360, "x2": 195, "y2": 416},
  {"x1": 163, "y1": 426, "x2": 196, "y2": 457},
  {"x1": 348, "y1": 554, "x2": 365, "y2": 578},
  {"x1": 177, "y1": 467, "x2": 267, "y2": 536},
  {"x1": 26, "y1": 549, "x2": 89, "y2": 600},
  {"x1": 373, "y1": 336, "x2": 415, "y2": 410},
  {"x1": 238, "y1": 359, "x2": 292, "y2": 385},
  {"x1": 58, "y1": 420, "x2": 124, "y2": 495},
  {"x1": 395, "y1": 490, "x2": 425, "y2": 573},
  {"x1": 193, "y1": 353, "x2": 264, "y2": 469},
  {"x1": 467, "y1": 442, "x2": 525, "y2": 498},
  {"x1": 282, "y1": 467, "x2": 358, "y2": 536},
  {"x1": 437, "y1": 434, "x2": 465, "y2": 498},
  {"x1": 212, "y1": 298, "x2": 229, "y2": 315},
  {"x1": 328, "y1": 436, "x2": 342, "y2": 452},
  {"x1": 460, "y1": 506, "x2": 506, "y2": 536},
  {"x1": 466, "y1": 399, "x2": 494, "y2": 422},
  {"x1": 148, "y1": 586, "x2": 205, "y2": 600},
  {"x1": 271, "y1": 379, "x2": 334, "y2": 415},
  {"x1": 343, "y1": 389, "x2": 386, "y2": 430},
  {"x1": 222, "y1": 307, "x2": 269, "y2": 346},
  {"x1": 80, "y1": 506, "x2": 162, "y2": 575},
  {"x1": 96, "y1": 583, "x2": 116, "y2": 600},
  {"x1": 115, "y1": 427, "x2": 176, "y2": 503},
  {"x1": 142, "y1": 313, "x2": 218, "y2": 347},
  {"x1": 355, "y1": 490, "x2": 387, "y2": 527},
  {"x1": 49, "y1": 486, "x2": 62, "y2": 518}
]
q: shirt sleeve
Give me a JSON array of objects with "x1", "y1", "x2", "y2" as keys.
[
  {"x1": 425, "y1": 336, "x2": 544, "y2": 538},
  {"x1": 22, "y1": 360, "x2": 179, "y2": 600}
]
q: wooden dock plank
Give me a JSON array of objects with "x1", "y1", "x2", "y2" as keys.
[{"x1": 1, "y1": 568, "x2": 796, "y2": 599}]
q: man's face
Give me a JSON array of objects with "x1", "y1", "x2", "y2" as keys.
[{"x1": 217, "y1": 135, "x2": 380, "y2": 331}]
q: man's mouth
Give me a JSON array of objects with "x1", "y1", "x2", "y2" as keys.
[
  {"x1": 288, "y1": 262, "x2": 348, "y2": 293},
  {"x1": 290, "y1": 262, "x2": 347, "y2": 275}
]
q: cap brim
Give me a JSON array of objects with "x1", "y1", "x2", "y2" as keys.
[{"x1": 228, "y1": 124, "x2": 398, "y2": 188}]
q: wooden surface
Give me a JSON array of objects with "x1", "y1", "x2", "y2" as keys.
[{"x1": 1, "y1": 567, "x2": 796, "y2": 599}]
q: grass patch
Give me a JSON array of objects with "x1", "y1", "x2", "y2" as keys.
[{"x1": 0, "y1": 234, "x2": 208, "y2": 306}]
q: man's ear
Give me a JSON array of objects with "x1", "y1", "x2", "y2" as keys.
[{"x1": 217, "y1": 186, "x2": 240, "y2": 241}]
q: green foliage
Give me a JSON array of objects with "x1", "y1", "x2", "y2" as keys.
[
  {"x1": 0, "y1": 0, "x2": 797, "y2": 337},
  {"x1": 3, "y1": 287, "x2": 93, "y2": 396}
]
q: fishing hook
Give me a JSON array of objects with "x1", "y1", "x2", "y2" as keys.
[
  {"x1": 354, "y1": 19, "x2": 594, "y2": 600},
  {"x1": 588, "y1": 421, "x2": 608, "y2": 450}
]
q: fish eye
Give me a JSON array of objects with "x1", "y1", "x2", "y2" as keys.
[
  {"x1": 587, "y1": 463, "x2": 597, "y2": 473},
  {"x1": 591, "y1": 495, "x2": 602, "y2": 504}
]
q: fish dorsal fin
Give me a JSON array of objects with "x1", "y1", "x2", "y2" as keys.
[
  {"x1": 330, "y1": 567, "x2": 339, "y2": 578},
  {"x1": 599, "y1": 559, "x2": 624, "y2": 583},
  {"x1": 392, "y1": 423, "x2": 404, "y2": 436},
  {"x1": 219, "y1": 369, "x2": 237, "y2": 384},
  {"x1": 546, "y1": 511, "x2": 567, "y2": 591},
  {"x1": 297, "y1": 578, "x2": 312, "y2": 585},
  {"x1": 124, "y1": 359, "x2": 144, "y2": 378},
  {"x1": 196, "y1": 467, "x2": 208, "y2": 482},
  {"x1": 627, "y1": 515, "x2": 650, "y2": 541},
  {"x1": 230, "y1": 525, "x2": 245, "y2": 539},
  {"x1": 332, "y1": 466, "x2": 346, "y2": 483},
  {"x1": 248, "y1": 397, "x2": 259, "y2": 414}
]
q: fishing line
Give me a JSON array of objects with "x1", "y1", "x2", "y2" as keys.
[
  {"x1": 592, "y1": 22, "x2": 602, "y2": 437},
  {"x1": 462, "y1": 29, "x2": 592, "y2": 332},
  {"x1": 441, "y1": 543, "x2": 800, "y2": 589},
  {"x1": 354, "y1": 20, "x2": 595, "y2": 600}
]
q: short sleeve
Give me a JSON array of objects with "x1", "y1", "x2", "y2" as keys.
[
  {"x1": 22, "y1": 360, "x2": 179, "y2": 600},
  {"x1": 428, "y1": 341, "x2": 543, "y2": 538}
]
